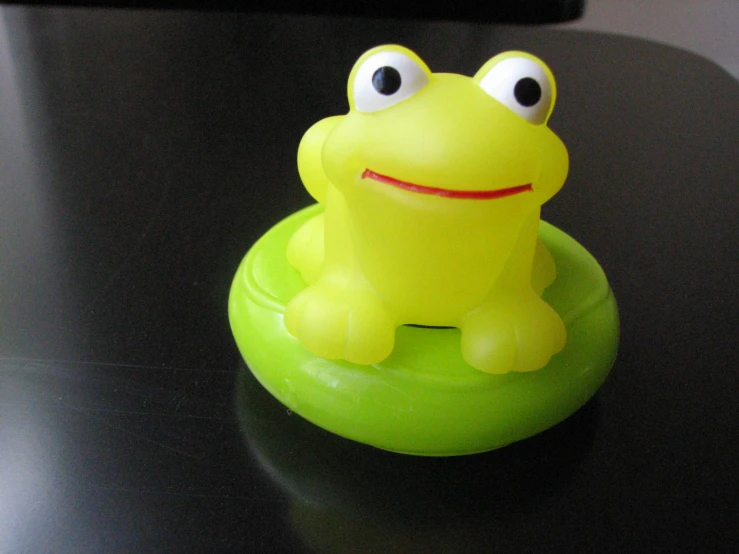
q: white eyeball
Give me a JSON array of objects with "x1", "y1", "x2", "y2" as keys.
[
  {"x1": 353, "y1": 51, "x2": 430, "y2": 113},
  {"x1": 478, "y1": 56, "x2": 553, "y2": 124}
]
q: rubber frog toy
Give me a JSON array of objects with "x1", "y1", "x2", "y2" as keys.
[
  {"x1": 230, "y1": 44, "x2": 619, "y2": 454},
  {"x1": 285, "y1": 45, "x2": 569, "y2": 373}
]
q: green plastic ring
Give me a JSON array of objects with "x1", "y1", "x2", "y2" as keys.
[{"x1": 229, "y1": 204, "x2": 619, "y2": 456}]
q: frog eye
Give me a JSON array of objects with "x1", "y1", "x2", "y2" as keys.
[
  {"x1": 352, "y1": 50, "x2": 430, "y2": 113},
  {"x1": 477, "y1": 55, "x2": 554, "y2": 125}
]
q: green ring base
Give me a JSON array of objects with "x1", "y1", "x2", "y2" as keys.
[{"x1": 229, "y1": 204, "x2": 619, "y2": 456}]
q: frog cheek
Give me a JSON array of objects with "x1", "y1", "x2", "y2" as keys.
[
  {"x1": 531, "y1": 140, "x2": 569, "y2": 201},
  {"x1": 321, "y1": 140, "x2": 364, "y2": 189}
]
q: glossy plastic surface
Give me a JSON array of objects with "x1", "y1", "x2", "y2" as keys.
[
  {"x1": 229, "y1": 205, "x2": 619, "y2": 455},
  {"x1": 285, "y1": 45, "x2": 570, "y2": 374}
]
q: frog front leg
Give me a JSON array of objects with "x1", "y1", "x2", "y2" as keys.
[
  {"x1": 460, "y1": 289, "x2": 566, "y2": 373},
  {"x1": 459, "y1": 212, "x2": 566, "y2": 374},
  {"x1": 287, "y1": 213, "x2": 324, "y2": 285},
  {"x1": 284, "y1": 185, "x2": 397, "y2": 365},
  {"x1": 284, "y1": 276, "x2": 396, "y2": 365}
]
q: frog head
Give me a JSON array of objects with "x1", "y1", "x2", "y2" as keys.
[{"x1": 319, "y1": 44, "x2": 568, "y2": 212}]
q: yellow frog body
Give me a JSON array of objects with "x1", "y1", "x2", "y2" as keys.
[{"x1": 284, "y1": 45, "x2": 569, "y2": 373}]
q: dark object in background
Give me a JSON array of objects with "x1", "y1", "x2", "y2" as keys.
[{"x1": 0, "y1": 0, "x2": 586, "y2": 24}]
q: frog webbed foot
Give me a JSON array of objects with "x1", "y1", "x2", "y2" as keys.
[
  {"x1": 284, "y1": 282, "x2": 396, "y2": 365},
  {"x1": 460, "y1": 292, "x2": 566, "y2": 374}
]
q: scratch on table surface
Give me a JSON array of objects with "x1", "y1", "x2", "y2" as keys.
[
  {"x1": 59, "y1": 404, "x2": 236, "y2": 419},
  {"x1": 1, "y1": 356, "x2": 235, "y2": 419},
  {"x1": 62, "y1": 400, "x2": 207, "y2": 460},
  {"x1": 0, "y1": 355, "x2": 236, "y2": 374},
  {"x1": 173, "y1": 391, "x2": 185, "y2": 412},
  {"x1": 87, "y1": 484, "x2": 281, "y2": 501}
]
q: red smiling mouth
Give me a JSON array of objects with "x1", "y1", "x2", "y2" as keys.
[{"x1": 361, "y1": 169, "x2": 532, "y2": 200}]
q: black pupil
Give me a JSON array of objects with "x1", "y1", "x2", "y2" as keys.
[
  {"x1": 372, "y1": 66, "x2": 402, "y2": 95},
  {"x1": 513, "y1": 77, "x2": 542, "y2": 107}
]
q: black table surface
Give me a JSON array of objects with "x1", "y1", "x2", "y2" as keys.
[{"x1": 1, "y1": 7, "x2": 738, "y2": 553}]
